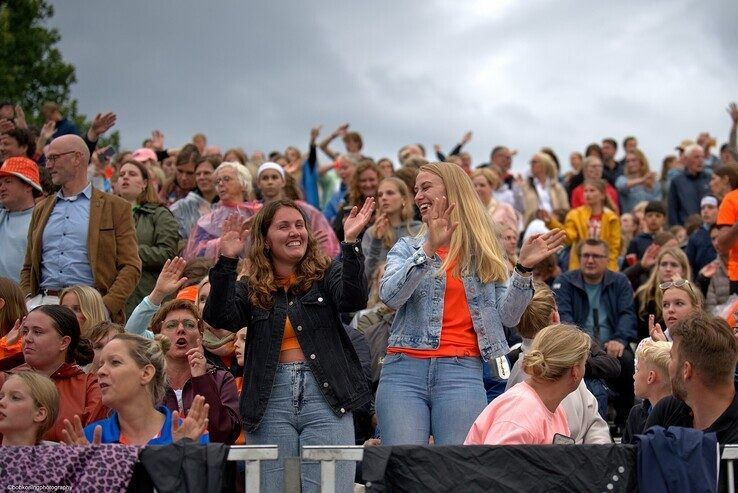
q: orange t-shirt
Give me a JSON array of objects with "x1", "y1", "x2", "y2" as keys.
[
  {"x1": 718, "y1": 189, "x2": 738, "y2": 281},
  {"x1": 389, "y1": 247, "x2": 481, "y2": 358},
  {"x1": 279, "y1": 275, "x2": 301, "y2": 352}
]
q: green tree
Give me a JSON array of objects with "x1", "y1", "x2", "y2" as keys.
[{"x1": 0, "y1": 0, "x2": 119, "y2": 148}]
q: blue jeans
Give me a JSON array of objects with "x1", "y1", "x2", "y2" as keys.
[
  {"x1": 375, "y1": 353, "x2": 487, "y2": 445},
  {"x1": 247, "y1": 363, "x2": 355, "y2": 493}
]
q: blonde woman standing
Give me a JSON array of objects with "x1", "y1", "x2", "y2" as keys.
[
  {"x1": 516, "y1": 152, "x2": 569, "y2": 225},
  {"x1": 377, "y1": 162, "x2": 565, "y2": 445}
]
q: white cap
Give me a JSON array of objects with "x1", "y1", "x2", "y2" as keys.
[{"x1": 257, "y1": 161, "x2": 285, "y2": 179}]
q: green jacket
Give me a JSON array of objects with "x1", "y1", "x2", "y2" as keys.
[{"x1": 125, "y1": 202, "x2": 179, "y2": 317}]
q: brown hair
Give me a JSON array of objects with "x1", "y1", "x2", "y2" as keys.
[
  {"x1": 118, "y1": 159, "x2": 161, "y2": 205},
  {"x1": 517, "y1": 282, "x2": 557, "y2": 340},
  {"x1": 30, "y1": 305, "x2": 93, "y2": 366},
  {"x1": 342, "y1": 131, "x2": 363, "y2": 150},
  {"x1": 371, "y1": 177, "x2": 416, "y2": 248},
  {"x1": 0, "y1": 277, "x2": 27, "y2": 336},
  {"x1": 247, "y1": 200, "x2": 330, "y2": 309},
  {"x1": 149, "y1": 300, "x2": 204, "y2": 335},
  {"x1": 348, "y1": 160, "x2": 384, "y2": 207},
  {"x1": 88, "y1": 321, "x2": 124, "y2": 344},
  {"x1": 671, "y1": 313, "x2": 738, "y2": 383},
  {"x1": 582, "y1": 178, "x2": 616, "y2": 211},
  {"x1": 714, "y1": 165, "x2": 738, "y2": 190}
]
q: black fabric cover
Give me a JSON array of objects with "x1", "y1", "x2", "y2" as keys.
[
  {"x1": 363, "y1": 444, "x2": 636, "y2": 493},
  {"x1": 137, "y1": 440, "x2": 229, "y2": 493}
]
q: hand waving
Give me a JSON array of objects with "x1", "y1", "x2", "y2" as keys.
[
  {"x1": 150, "y1": 257, "x2": 188, "y2": 305},
  {"x1": 310, "y1": 125, "x2": 322, "y2": 144},
  {"x1": 6, "y1": 317, "x2": 24, "y2": 346},
  {"x1": 89, "y1": 112, "x2": 117, "y2": 140},
  {"x1": 62, "y1": 415, "x2": 101, "y2": 445},
  {"x1": 727, "y1": 103, "x2": 738, "y2": 125},
  {"x1": 172, "y1": 395, "x2": 210, "y2": 442},
  {"x1": 649, "y1": 314, "x2": 667, "y2": 342},
  {"x1": 186, "y1": 338, "x2": 207, "y2": 378},
  {"x1": 343, "y1": 197, "x2": 375, "y2": 243},
  {"x1": 220, "y1": 213, "x2": 251, "y2": 258},
  {"x1": 423, "y1": 196, "x2": 458, "y2": 256},
  {"x1": 517, "y1": 229, "x2": 566, "y2": 269}
]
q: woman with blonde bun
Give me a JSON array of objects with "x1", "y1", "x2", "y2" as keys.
[{"x1": 465, "y1": 324, "x2": 590, "y2": 445}]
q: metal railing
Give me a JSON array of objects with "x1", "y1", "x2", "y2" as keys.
[
  {"x1": 227, "y1": 445, "x2": 279, "y2": 492},
  {"x1": 301, "y1": 445, "x2": 365, "y2": 493},
  {"x1": 723, "y1": 444, "x2": 738, "y2": 493}
]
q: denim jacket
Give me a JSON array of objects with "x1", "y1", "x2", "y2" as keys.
[{"x1": 379, "y1": 235, "x2": 533, "y2": 361}]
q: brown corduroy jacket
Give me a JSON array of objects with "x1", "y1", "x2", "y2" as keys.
[{"x1": 20, "y1": 187, "x2": 141, "y2": 323}]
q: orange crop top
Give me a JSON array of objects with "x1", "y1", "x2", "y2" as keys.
[{"x1": 280, "y1": 275, "x2": 302, "y2": 352}]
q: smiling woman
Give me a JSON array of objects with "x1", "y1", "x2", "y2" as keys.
[{"x1": 203, "y1": 197, "x2": 375, "y2": 492}]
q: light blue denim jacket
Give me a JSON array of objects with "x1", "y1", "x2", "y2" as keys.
[{"x1": 379, "y1": 235, "x2": 533, "y2": 361}]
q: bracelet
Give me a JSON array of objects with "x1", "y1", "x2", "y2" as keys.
[{"x1": 515, "y1": 262, "x2": 534, "y2": 273}]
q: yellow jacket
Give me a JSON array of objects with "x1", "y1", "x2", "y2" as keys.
[{"x1": 547, "y1": 206, "x2": 621, "y2": 271}]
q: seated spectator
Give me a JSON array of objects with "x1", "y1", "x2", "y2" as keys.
[
  {"x1": 705, "y1": 225, "x2": 730, "y2": 312},
  {"x1": 59, "y1": 285, "x2": 109, "y2": 340},
  {"x1": 0, "y1": 372, "x2": 59, "y2": 446},
  {"x1": 500, "y1": 225, "x2": 519, "y2": 274},
  {"x1": 87, "y1": 321, "x2": 124, "y2": 374},
  {"x1": 0, "y1": 157, "x2": 43, "y2": 282},
  {"x1": 553, "y1": 238, "x2": 637, "y2": 431},
  {"x1": 158, "y1": 144, "x2": 200, "y2": 206},
  {"x1": 471, "y1": 168, "x2": 518, "y2": 231},
  {"x1": 170, "y1": 155, "x2": 220, "y2": 242},
  {"x1": 115, "y1": 159, "x2": 179, "y2": 315},
  {"x1": 645, "y1": 313, "x2": 738, "y2": 443},
  {"x1": 60, "y1": 334, "x2": 209, "y2": 445},
  {"x1": 623, "y1": 231, "x2": 678, "y2": 291},
  {"x1": 619, "y1": 212, "x2": 638, "y2": 261},
  {"x1": 644, "y1": 279, "x2": 704, "y2": 345},
  {"x1": 505, "y1": 283, "x2": 612, "y2": 443},
  {"x1": 542, "y1": 178, "x2": 621, "y2": 271},
  {"x1": 633, "y1": 247, "x2": 691, "y2": 340},
  {"x1": 625, "y1": 200, "x2": 666, "y2": 261},
  {"x1": 150, "y1": 299, "x2": 241, "y2": 444},
  {"x1": 465, "y1": 324, "x2": 590, "y2": 445},
  {"x1": 0, "y1": 127, "x2": 36, "y2": 161},
  {"x1": 532, "y1": 254, "x2": 561, "y2": 288},
  {"x1": 361, "y1": 177, "x2": 421, "y2": 282},
  {"x1": 670, "y1": 225, "x2": 688, "y2": 247},
  {"x1": 183, "y1": 162, "x2": 260, "y2": 260},
  {"x1": 196, "y1": 278, "x2": 240, "y2": 379},
  {"x1": 255, "y1": 162, "x2": 340, "y2": 258},
  {"x1": 615, "y1": 149, "x2": 661, "y2": 214},
  {"x1": 0, "y1": 277, "x2": 27, "y2": 365},
  {"x1": 516, "y1": 152, "x2": 569, "y2": 225},
  {"x1": 622, "y1": 340, "x2": 671, "y2": 444},
  {"x1": 323, "y1": 155, "x2": 356, "y2": 222},
  {"x1": 709, "y1": 165, "x2": 738, "y2": 201},
  {"x1": 569, "y1": 156, "x2": 619, "y2": 214},
  {"x1": 685, "y1": 196, "x2": 718, "y2": 283},
  {"x1": 667, "y1": 144, "x2": 710, "y2": 226},
  {"x1": 0, "y1": 305, "x2": 105, "y2": 441},
  {"x1": 332, "y1": 160, "x2": 382, "y2": 241}
]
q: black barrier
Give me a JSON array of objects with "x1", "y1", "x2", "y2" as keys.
[{"x1": 362, "y1": 444, "x2": 637, "y2": 493}]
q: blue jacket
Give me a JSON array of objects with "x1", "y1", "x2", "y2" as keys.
[
  {"x1": 84, "y1": 405, "x2": 209, "y2": 445},
  {"x1": 626, "y1": 232, "x2": 654, "y2": 260},
  {"x1": 323, "y1": 184, "x2": 347, "y2": 222},
  {"x1": 379, "y1": 235, "x2": 533, "y2": 361},
  {"x1": 668, "y1": 170, "x2": 711, "y2": 226},
  {"x1": 300, "y1": 144, "x2": 321, "y2": 209},
  {"x1": 634, "y1": 426, "x2": 718, "y2": 493},
  {"x1": 552, "y1": 269, "x2": 637, "y2": 344},
  {"x1": 685, "y1": 225, "x2": 716, "y2": 275}
]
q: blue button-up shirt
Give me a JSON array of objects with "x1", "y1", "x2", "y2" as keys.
[{"x1": 40, "y1": 183, "x2": 95, "y2": 289}]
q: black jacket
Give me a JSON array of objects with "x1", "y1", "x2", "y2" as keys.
[{"x1": 203, "y1": 242, "x2": 371, "y2": 432}]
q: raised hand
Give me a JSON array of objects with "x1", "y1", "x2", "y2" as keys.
[
  {"x1": 220, "y1": 213, "x2": 250, "y2": 258},
  {"x1": 423, "y1": 196, "x2": 458, "y2": 256},
  {"x1": 39, "y1": 120, "x2": 56, "y2": 142},
  {"x1": 186, "y1": 338, "x2": 207, "y2": 378},
  {"x1": 372, "y1": 213, "x2": 390, "y2": 238},
  {"x1": 62, "y1": 415, "x2": 101, "y2": 445},
  {"x1": 433, "y1": 144, "x2": 442, "y2": 154},
  {"x1": 314, "y1": 228, "x2": 329, "y2": 248},
  {"x1": 88, "y1": 112, "x2": 117, "y2": 141},
  {"x1": 310, "y1": 125, "x2": 322, "y2": 144},
  {"x1": 727, "y1": 103, "x2": 738, "y2": 125},
  {"x1": 536, "y1": 209, "x2": 552, "y2": 223},
  {"x1": 461, "y1": 131, "x2": 473, "y2": 144},
  {"x1": 344, "y1": 197, "x2": 375, "y2": 243},
  {"x1": 700, "y1": 260, "x2": 719, "y2": 279},
  {"x1": 518, "y1": 229, "x2": 566, "y2": 269},
  {"x1": 640, "y1": 243, "x2": 661, "y2": 270},
  {"x1": 649, "y1": 314, "x2": 667, "y2": 342},
  {"x1": 150, "y1": 257, "x2": 188, "y2": 305},
  {"x1": 172, "y1": 395, "x2": 210, "y2": 442},
  {"x1": 6, "y1": 317, "x2": 25, "y2": 346},
  {"x1": 13, "y1": 105, "x2": 27, "y2": 129},
  {"x1": 0, "y1": 119, "x2": 14, "y2": 134}
]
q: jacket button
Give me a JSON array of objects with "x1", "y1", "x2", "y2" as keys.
[
  {"x1": 340, "y1": 408, "x2": 346, "y2": 413},
  {"x1": 289, "y1": 301, "x2": 293, "y2": 306},
  {"x1": 296, "y1": 325, "x2": 302, "y2": 331},
  {"x1": 310, "y1": 354, "x2": 316, "y2": 359},
  {"x1": 323, "y1": 382, "x2": 329, "y2": 388},
  {"x1": 354, "y1": 246, "x2": 360, "y2": 253},
  {"x1": 317, "y1": 297, "x2": 323, "y2": 302}
]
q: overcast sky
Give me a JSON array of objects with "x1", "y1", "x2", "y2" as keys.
[{"x1": 47, "y1": 0, "x2": 737, "y2": 172}]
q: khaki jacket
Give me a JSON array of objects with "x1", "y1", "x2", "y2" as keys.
[{"x1": 20, "y1": 188, "x2": 141, "y2": 323}]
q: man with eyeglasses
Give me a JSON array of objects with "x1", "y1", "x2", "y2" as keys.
[
  {"x1": 20, "y1": 134, "x2": 141, "y2": 323},
  {"x1": 553, "y1": 238, "x2": 637, "y2": 433}
]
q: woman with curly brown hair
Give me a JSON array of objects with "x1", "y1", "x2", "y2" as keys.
[{"x1": 204, "y1": 197, "x2": 374, "y2": 492}]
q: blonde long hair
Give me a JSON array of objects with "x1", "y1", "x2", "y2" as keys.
[
  {"x1": 634, "y1": 247, "x2": 692, "y2": 319},
  {"x1": 59, "y1": 285, "x2": 109, "y2": 339},
  {"x1": 419, "y1": 163, "x2": 508, "y2": 283},
  {"x1": 522, "y1": 324, "x2": 590, "y2": 381},
  {"x1": 371, "y1": 177, "x2": 416, "y2": 249}
]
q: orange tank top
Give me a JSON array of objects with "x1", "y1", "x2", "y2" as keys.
[
  {"x1": 389, "y1": 246, "x2": 481, "y2": 358},
  {"x1": 279, "y1": 275, "x2": 301, "y2": 352}
]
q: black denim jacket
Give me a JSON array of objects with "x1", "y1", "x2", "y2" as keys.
[{"x1": 203, "y1": 242, "x2": 371, "y2": 432}]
